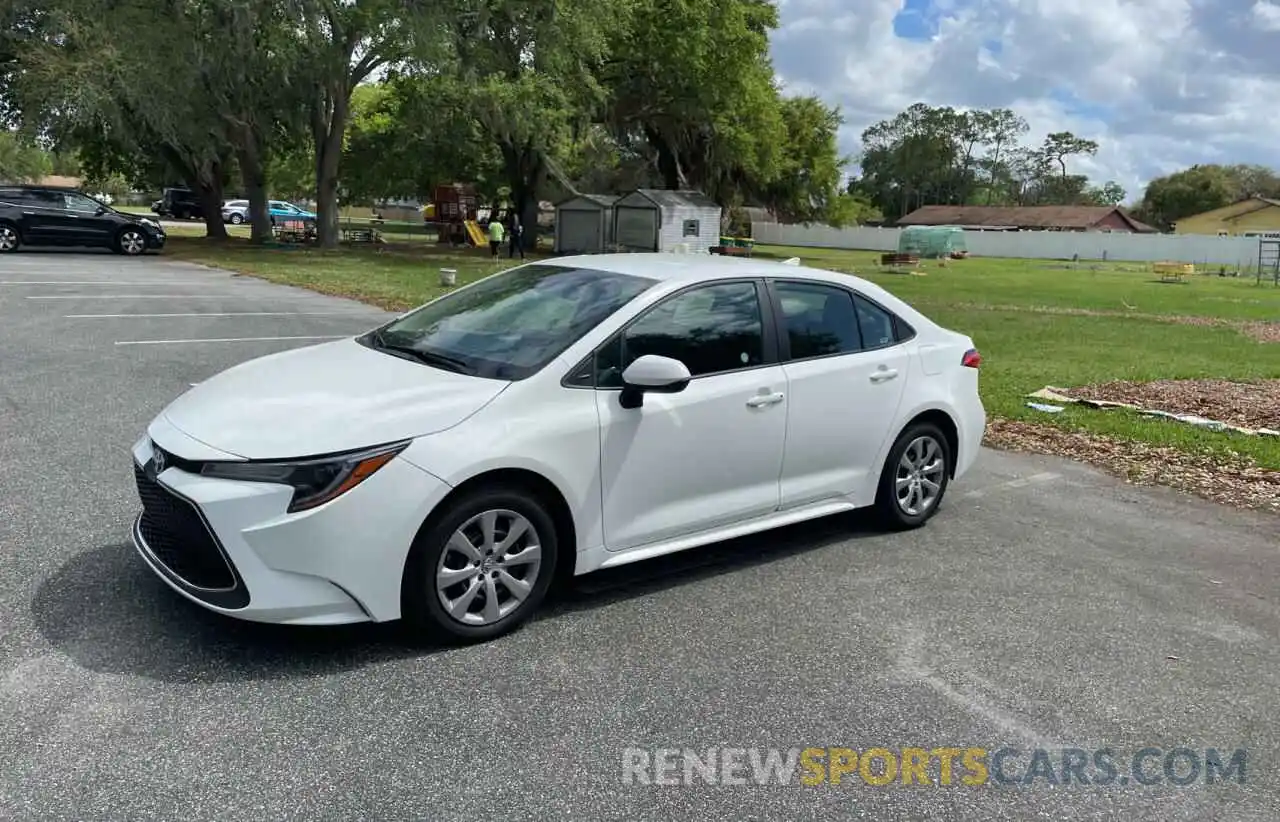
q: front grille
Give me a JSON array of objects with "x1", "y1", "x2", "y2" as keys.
[{"x1": 134, "y1": 464, "x2": 236, "y2": 590}]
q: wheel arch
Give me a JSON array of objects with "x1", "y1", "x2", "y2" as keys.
[
  {"x1": 407, "y1": 466, "x2": 579, "y2": 593},
  {"x1": 897, "y1": 407, "x2": 960, "y2": 478},
  {"x1": 0, "y1": 217, "x2": 21, "y2": 238}
]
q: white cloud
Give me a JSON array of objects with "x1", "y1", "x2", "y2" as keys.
[
  {"x1": 1252, "y1": 0, "x2": 1280, "y2": 30},
  {"x1": 770, "y1": 0, "x2": 1280, "y2": 200}
]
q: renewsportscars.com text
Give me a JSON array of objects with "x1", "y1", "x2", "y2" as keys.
[{"x1": 621, "y1": 746, "x2": 1247, "y2": 787}]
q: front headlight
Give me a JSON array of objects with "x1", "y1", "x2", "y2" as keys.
[
  {"x1": 199, "y1": 440, "x2": 410, "y2": 512},
  {"x1": 139, "y1": 217, "x2": 159, "y2": 228}
]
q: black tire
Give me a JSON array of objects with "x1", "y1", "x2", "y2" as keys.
[
  {"x1": 874, "y1": 421, "x2": 952, "y2": 530},
  {"x1": 0, "y1": 221, "x2": 19, "y2": 253},
  {"x1": 230, "y1": 213, "x2": 244, "y2": 225},
  {"x1": 401, "y1": 485, "x2": 559, "y2": 645},
  {"x1": 115, "y1": 227, "x2": 148, "y2": 256}
]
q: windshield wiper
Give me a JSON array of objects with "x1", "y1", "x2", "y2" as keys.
[{"x1": 368, "y1": 331, "x2": 473, "y2": 374}]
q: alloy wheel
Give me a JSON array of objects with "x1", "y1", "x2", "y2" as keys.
[
  {"x1": 0, "y1": 225, "x2": 17, "y2": 252},
  {"x1": 435, "y1": 509, "x2": 543, "y2": 626},
  {"x1": 895, "y1": 435, "x2": 946, "y2": 516},
  {"x1": 120, "y1": 230, "x2": 146, "y2": 255}
]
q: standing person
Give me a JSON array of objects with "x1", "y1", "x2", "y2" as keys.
[
  {"x1": 507, "y1": 213, "x2": 524, "y2": 260},
  {"x1": 487, "y1": 214, "x2": 505, "y2": 259}
]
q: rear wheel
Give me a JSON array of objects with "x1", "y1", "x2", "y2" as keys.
[
  {"x1": 402, "y1": 485, "x2": 558, "y2": 644},
  {"x1": 229, "y1": 213, "x2": 244, "y2": 225},
  {"x1": 116, "y1": 228, "x2": 147, "y2": 256},
  {"x1": 874, "y1": 422, "x2": 951, "y2": 530},
  {"x1": 0, "y1": 222, "x2": 19, "y2": 253}
]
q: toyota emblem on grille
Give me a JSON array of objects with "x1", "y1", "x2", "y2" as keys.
[{"x1": 153, "y1": 446, "x2": 166, "y2": 474}]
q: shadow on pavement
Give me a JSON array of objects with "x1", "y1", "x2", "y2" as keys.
[{"x1": 31, "y1": 509, "x2": 885, "y2": 683}]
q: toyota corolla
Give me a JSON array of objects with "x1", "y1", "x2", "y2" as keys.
[{"x1": 131, "y1": 255, "x2": 985, "y2": 643}]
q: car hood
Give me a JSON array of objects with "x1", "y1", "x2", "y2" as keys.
[{"x1": 158, "y1": 339, "x2": 509, "y2": 459}]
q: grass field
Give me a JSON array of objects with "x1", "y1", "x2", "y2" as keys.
[{"x1": 165, "y1": 236, "x2": 1280, "y2": 471}]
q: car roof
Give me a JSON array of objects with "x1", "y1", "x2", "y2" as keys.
[
  {"x1": 553, "y1": 252, "x2": 895, "y2": 291},
  {"x1": 0, "y1": 185, "x2": 80, "y2": 192}
]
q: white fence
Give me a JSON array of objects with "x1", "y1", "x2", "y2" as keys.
[{"x1": 750, "y1": 223, "x2": 1265, "y2": 268}]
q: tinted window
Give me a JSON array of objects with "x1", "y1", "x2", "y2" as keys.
[
  {"x1": 0, "y1": 189, "x2": 30, "y2": 205},
  {"x1": 61, "y1": 192, "x2": 103, "y2": 213},
  {"x1": 597, "y1": 281, "x2": 764, "y2": 387},
  {"x1": 32, "y1": 190, "x2": 68, "y2": 207},
  {"x1": 775, "y1": 281, "x2": 861, "y2": 359},
  {"x1": 368, "y1": 264, "x2": 655, "y2": 381},
  {"x1": 853, "y1": 295, "x2": 899, "y2": 349}
]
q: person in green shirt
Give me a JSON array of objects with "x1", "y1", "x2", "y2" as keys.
[{"x1": 487, "y1": 216, "x2": 505, "y2": 258}]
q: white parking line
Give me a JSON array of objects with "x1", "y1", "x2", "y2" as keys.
[
  {"x1": 67, "y1": 312, "x2": 378, "y2": 318},
  {"x1": 115, "y1": 335, "x2": 348, "y2": 346},
  {"x1": 0, "y1": 281, "x2": 194, "y2": 285}
]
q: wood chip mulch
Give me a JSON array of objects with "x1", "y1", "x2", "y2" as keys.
[{"x1": 984, "y1": 419, "x2": 1280, "y2": 513}]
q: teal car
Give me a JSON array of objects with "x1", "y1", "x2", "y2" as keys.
[{"x1": 268, "y1": 200, "x2": 316, "y2": 223}]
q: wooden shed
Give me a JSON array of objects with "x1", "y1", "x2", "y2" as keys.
[
  {"x1": 612, "y1": 189, "x2": 722, "y2": 253},
  {"x1": 553, "y1": 194, "x2": 619, "y2": 253}
]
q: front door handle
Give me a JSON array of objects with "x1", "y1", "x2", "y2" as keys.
[
  {"x1": 746, "y1": 392, "x2": 785, "y2": 408},
  {"x1": 869, "y1": 368, "x2": 899, "y2": 383}
]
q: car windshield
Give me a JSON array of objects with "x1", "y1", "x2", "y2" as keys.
[{"x1": 364, "y1": 263, "x2": 655, "y2": 381}]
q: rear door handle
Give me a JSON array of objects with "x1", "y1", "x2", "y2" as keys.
[
  {"x1": 746, "y1": 392, "x2": 785, "y2": 408},
  {"x1": 869, "y1": 368, "x2": 899, "y2": 383}
]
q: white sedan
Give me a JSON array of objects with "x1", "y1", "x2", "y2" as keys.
[{"x1": 131, "y1": 255, "x2": 985, "y2": 642}]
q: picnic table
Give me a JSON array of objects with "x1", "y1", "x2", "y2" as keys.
[
  {"x1": 341, "y1": 218, "x2": 384, "y2": 244},
  {"x1": 1153, "y1": 261, "x2": 1194, "y2": 282},
  {"x1": 273, "y1": 218, "x2": 315, "y2": 243}
]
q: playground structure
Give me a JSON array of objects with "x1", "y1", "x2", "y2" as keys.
[{"x1": 428, "y1": 183, "x2": 488, "y2": 247}]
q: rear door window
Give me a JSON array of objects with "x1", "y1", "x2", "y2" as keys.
[
  {"x1": 852, "y1": 295, "x2": 901, "y2": 350},
  {"x1": 774, "y1": 281, "x2": 862, "y2": 360}
]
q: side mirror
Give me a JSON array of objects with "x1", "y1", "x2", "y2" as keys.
[
  {"x1": 619, "y1": 355, "x2": 691, "y2": 409},
  {"x1": 95, "y1": 207, "x2": 107, "y2": 216}
]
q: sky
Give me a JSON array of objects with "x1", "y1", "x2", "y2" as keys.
[{"x1": 769, "y1": 0, "x2": 1280, "y2": 204}]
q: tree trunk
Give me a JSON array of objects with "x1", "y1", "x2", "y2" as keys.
[
  {"x1": 644, "y1": 124, "x2": 683, "y2": 189},
  {"x1": 502, "y1": 141, "x2": 545, "y2": 252},
  {"x1": 160, "y1": 144, "x2": 228, "y2": 241},
  {"x1": 195, "y1": 179, "x2": 228, "y2": 240},
  {"x1": 234, "y1": 133, "x2": 271, "y2": 243},
  {"x1": 312, "y1": 82, "x2": 350, "y2": 248}
]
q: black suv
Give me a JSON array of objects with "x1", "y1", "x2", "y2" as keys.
[
  {"x1": 152, "y1": 187, "x2": 204, "y2": 220},
  {"x1": 0, "y1": 186, "x2": 166, "y2": 255}
]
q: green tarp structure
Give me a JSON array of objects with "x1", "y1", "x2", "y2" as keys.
[{"x1": 897, "y1": 225, "x2": 967, "y2": 258}]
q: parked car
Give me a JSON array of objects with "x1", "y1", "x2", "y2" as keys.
[
  {"x1": 268, "y1": 200, "x2": 316, "y2": 224},
  {"x1": 0, "y1": 185, "x2": 166, "y2": 255},
  {"x1": 152, "y1": 187, "x2": 204, "y2": 220},
  {"x1": 221, "y1": 200, "x2": 249, "y2": 224},
  {"x1": 130, "y1": 256, "x2": 984, "y2": 642}
]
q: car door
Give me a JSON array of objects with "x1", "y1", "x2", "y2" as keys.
[
  {"x1": 769, "y1": 280, "x2": 912, "y2": 508},
  {"x1": 593, "y1": 280, "x2": 788, "y2": 551},
  {"x1": 14, "y1": 190, "x2": 70, "y2": 244},
  {"x1": 58, "y1": 191, "x2": 115, "y2": 246}
]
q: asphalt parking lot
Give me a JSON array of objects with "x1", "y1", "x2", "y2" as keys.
[{"x1": 1, "y1": 250, "x2": 1278, "y2": 820}]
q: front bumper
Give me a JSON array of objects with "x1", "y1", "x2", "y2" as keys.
[{"x1": 130, "y1": 429, "x2": 452, "y2": 625}]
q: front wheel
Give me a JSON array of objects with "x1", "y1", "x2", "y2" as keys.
[
  {"x1": 402, "y1": 486, "x2": 558, "y2": 644},
  {"x1": 229, "y1": 213, "x2": 243, "y2": 225},
  {"x1": 874, "y1": 422, "x2": 951, "y2": 530},
  {"x1": 116, "y1": 228, "x2": 148, "y2": 256},
  {"x1": 0, "y1": 222, "x2": 19, "y2": 253}
]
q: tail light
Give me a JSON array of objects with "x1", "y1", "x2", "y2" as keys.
[{"x1": 961, "y1": 348, "x2": 981, "y2": 369}]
